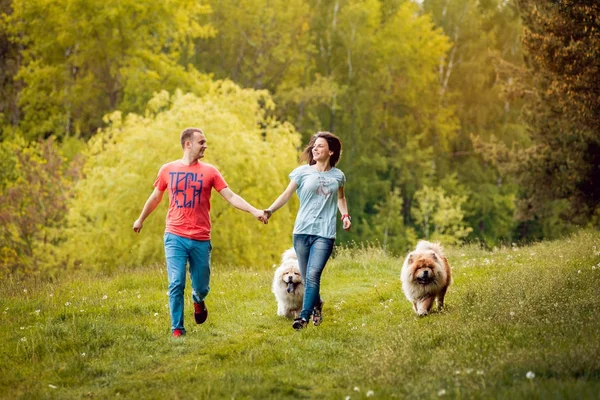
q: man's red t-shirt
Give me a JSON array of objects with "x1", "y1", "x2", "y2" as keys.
[{"x1": 154, "y1": 160, "x2": 228, "y2": 240}]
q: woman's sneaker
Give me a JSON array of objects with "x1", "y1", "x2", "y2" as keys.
[
  {"x1": 292, "y1": 318, "x2": 308, "y2": 330},
  {"x1": 312, "y1": 300, "x2": 324, "y2": 326}
]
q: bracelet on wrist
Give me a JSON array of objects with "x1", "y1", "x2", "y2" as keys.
[{"x1": 341, "y1": 214, "x2": 351, "y2": 221}]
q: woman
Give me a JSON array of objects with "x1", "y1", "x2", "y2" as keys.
[{"x1": 264, "y1": 131, "x2": 351, "y2": 330}]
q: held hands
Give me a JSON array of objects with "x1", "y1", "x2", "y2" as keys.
[
  {"x1": 253, "y1": 208, "x2": 269, "y2": 224},
  {"x1": 256, "y1": 208, "x2": 272, "y2": 224}
]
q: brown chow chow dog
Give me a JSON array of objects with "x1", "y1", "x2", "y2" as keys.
[{"x1": 400, "y1": 240, "x2": 451, "y2": 316}]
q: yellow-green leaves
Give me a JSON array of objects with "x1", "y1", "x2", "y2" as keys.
[
  {"x1": 5, "y1": 0, "x2": 216, "y2": 140},
  {"x1": 63, "y1": 82, "x2": 301, "y2": 272}
]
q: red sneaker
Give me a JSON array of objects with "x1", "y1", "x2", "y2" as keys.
[
  {"x1": 172, "y1": 328, "x2": 185, "y2": 337},
  {"x1": 194, "y1": 301, "x2": 208, "y2": 324}
]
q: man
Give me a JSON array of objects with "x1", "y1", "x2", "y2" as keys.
[{"x1": 133, "y1": 127, "x2": 265, "y2": 337}]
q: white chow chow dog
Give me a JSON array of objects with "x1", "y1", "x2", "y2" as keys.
[
  {"x1": 401, "y1": 240, "x2": 452, "y2": 316},
  {"x1": 272, "y1": 248, "x2": 304, "y2": 319}
]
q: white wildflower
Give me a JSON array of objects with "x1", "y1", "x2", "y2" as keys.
[
  {"x1": 35, "y1": 309, "x2": 41, "y2": 314},
  {"x1": 20, "y1": 337, "x2": 26, "y2": 342},
  {"x1": 102, "y1": 295, "x2": 108, "y2": 300},
  {"x1": 526, "y1": 371, "x2": 535, "y2": 379},
  {"x1": 154, "y1": 313, "x2": 159, "y2": 317},
  {"x1": 137, "y1": 294, "x2": 141, "y2": 299},
  {"x1": 354, "y1": 387, "x2": 360, "y2": 392},
  {"x1": 345, "y1": 397, "x2": 351, "y2": 400},
  {"x1": 81, "y1": 353, "x2": 86, "y2": 357},
  {"x1": 577, "y1": 270, "x2": 582, "y2": 274},
  {"x1": 23, "y1": 289, "x2": 28, "y2": 293},
  {"x1": 509, "y1": 311, "x2": 515, "y2": 317},
  {"x1": 366, "y1": 390, "x2": 374, "y2": 397},
  {"x1": 65, "y1": 302, "x2": 71, "y2": 306},
  {"x1": 48, "y1": 384, "x2": 57, "y2": 389},
  {"x1": 437, "y1": 389, "x2": 446, "y2": 396},
  {"x1": 476, "y1": 370, "x2": 484, "y2": 375},
  {"x1": 20, "y1": 327, "x2": 25, "y2": 330}
]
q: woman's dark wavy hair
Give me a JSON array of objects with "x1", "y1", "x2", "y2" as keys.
[{"x1": 299, "y1": 131, "x2": 343, "y2": 167}]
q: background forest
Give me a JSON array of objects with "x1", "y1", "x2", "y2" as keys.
[{"x1": 0, "y1": 0, "x2": 598, "y2": 277}]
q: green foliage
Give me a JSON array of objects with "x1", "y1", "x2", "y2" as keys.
[
  {"x1": 411, "y1": 184, "x2": 473, "y2": 244},
  {"x1": 0, "y1": 137, "x2": 80, "y2": 278},
  {"x1": 422, "y1": 0, "x2": 526, "y2": 244},
  {"x1": 3, "y1": 0, "x2": 215, "y2": 140},
  {"x1": 196, "y1": 0, "x2": 313, "y2": 91},
  {"x1": 514, "y1": 0, "x2": 600, "y2": 227},
  {"x1": 0, "y1": 0, "x2": 20, "y2": 141},
  {"x1": 2, "y1": 230, "x2": 600, "y2": 398},
  {"x1": 62, "y1": 82, "x2": 301, "y2": 272},
  {"x1": 477, "y1": 0, "x2": 600, "y2": 235},
  {"x1": 361, "y1": 188, "x2": 417, "y2": 255}
]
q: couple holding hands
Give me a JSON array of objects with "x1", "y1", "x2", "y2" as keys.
[{"x1": 133, "y1": 128, "x2": 350, "y2": 336}]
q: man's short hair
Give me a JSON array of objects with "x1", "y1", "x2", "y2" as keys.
[{"x1": 180, "y1": 128, "x2": 204, "y2": 148}]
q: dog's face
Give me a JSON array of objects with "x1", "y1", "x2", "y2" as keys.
[
  {"x1": 405, "y1": 252, "x2": 441, "y2": 285},
  {"x1": 275, "y1": 260, "x2": 302, "y2": 293},
  {"x1": 282, "y1": 268, "x2": 302, "y2": 293}
]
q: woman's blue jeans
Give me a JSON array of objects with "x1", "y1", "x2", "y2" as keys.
[
  {"x1": 164, "y1": 232, "x2": 211, "y2": 333},
  {"x1": 293, "y1": 234, "x2": 335, "y2": 321}
]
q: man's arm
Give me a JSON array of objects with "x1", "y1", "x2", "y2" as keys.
[
  {"x1": 133, "y1": 188, "x2": 165, "y2": 233},
  {"x1": 218, "y1": 187, "x2": 266, "y2": 222}
]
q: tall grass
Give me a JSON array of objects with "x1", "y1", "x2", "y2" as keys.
[{"x1": 1, "y1": 230, "x2": 599, "y2": 399}]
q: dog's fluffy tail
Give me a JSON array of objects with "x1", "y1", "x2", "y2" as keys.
[{"x1": 415, "y1": 240, "x2": 445, "y2": 256}]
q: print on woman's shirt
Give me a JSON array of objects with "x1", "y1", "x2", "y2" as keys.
[
  {"x1": 315, "y1": 175, "x2": 332, "y2": 198},
  {"x1": 169, "y1": 172, "x2": 204, "y2": 208}
]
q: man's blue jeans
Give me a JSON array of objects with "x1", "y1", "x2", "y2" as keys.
[
  {"x1": 293, "y1": 234, "x2": 335, "y2": 321},
  {"x1": 164, "y1": 232, "x2": 211, "y2": 333}
]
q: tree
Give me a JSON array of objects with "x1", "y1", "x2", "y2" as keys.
[
  {"x1": 411, "y1": 184, "x2": 472, "y2": 244},
  {"x1": 0, "y1": 137, "x2": 80, "y2": 277},
  {"x1": 0, "y1": 0, "x2": 20, "y2": 140},
  {"x1": 62, "y1": 82, "x2": 301, "y2": 272},
  {"x1": 478, "y1": 0, "x2": 600, "y2": 233},
  {"x1": 422, "y1": 0, "x2": 526, "y2": 243},
  {"x1": 3, "y1": 0, "x2": 215, "y2": 140}
]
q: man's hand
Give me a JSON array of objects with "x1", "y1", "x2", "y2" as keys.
[{"x1": 133, "y1": 219, "x2": 143, "y2": 233}]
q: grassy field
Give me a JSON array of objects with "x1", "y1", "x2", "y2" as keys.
[{"x1": 1, "y1": 230, "x2": 600, "y2": 399}]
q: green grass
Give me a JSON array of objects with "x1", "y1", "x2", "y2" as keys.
[{"x1": 1, "y1": 230, "x2": 600, "y2": 399}]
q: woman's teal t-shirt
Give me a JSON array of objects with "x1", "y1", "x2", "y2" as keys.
[{"x1": 289, "y1": 165, "x2": 346, "y2": 239}]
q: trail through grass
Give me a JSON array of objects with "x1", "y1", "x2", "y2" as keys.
[{"x1": 1, "y1": 230, "x2": 600, "y2": 399}]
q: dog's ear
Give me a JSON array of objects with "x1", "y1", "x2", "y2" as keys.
[{"x1": 408, "y1": 254, "x2": 414, "y2": 264}]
